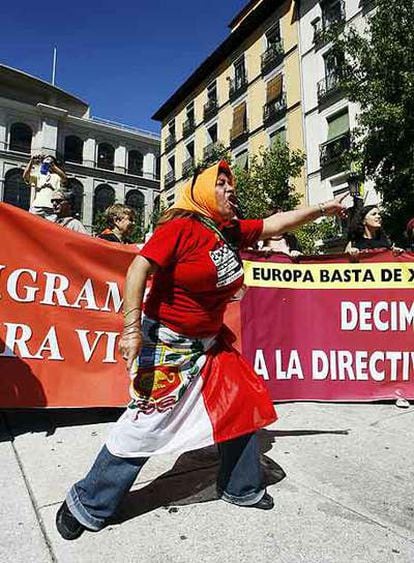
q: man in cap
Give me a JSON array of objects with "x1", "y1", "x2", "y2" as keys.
[{"x1": 51, "y1": 189, "x2": 88, "y2": 234}]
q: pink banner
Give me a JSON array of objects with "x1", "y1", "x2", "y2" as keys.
[{"x1": 240, "y1": 250, "x2": 414, "y2": 401}]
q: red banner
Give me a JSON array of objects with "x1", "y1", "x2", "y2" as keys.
[
  {"x1": 240, "y1": 251, "x2": 414, "y2": 401},
  {"x1": 1, "y1": 202, "x2": 414, "y2": 407},
  {"x1": 0, "y1": 203, "x2": 134, "y2": 407}
]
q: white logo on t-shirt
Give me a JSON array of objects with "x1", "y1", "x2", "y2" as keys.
[{"x1": 209, "y1": 245, "x2": 243, "y2": 288}]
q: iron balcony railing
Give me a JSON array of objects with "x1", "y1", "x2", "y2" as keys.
[
  {"x1": 164, "y1": 171, "x2": 175, "y2": 188},
  {"x1": 320, "y1": 131, "x2": 350, "y2": 169},
  {"x1": 228, "y1": 76, "x2": 248, "y2": 102},
  {"x1": 203, "y1": 142, "x2": 219, "y2": 160},
  {"x1": 263, "y1": 94, "x2": 287, "y2": 126},
  {"x1": 182, "y1": 118, "x2": 196, "y2": 139},
  {"x1": 317, "y1": 72, "x2": 344, "y2": 105},
  {"x1": 230, "y1": 125, "x2": 249, "y2": 149},
  {"x1": 182, "y1": 157, "x2": 195, "y2": 179},
  {"x1": 313, "y1": 1, "x2": 345, "y2": 47},
  {"x1": 203, "y1": 98, "x2": 218, "y2": 121},
  {"x1": 261, "y1": 41, "x2": 284, "y2": 75},
  {"x1": 165, "y1": 134, "x2": 176, "y2": 152}
]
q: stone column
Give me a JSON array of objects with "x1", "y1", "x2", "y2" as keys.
[
  {"x1": 143, "y1": 152, "x2": 155, "y2": 179},
  {"x1": 115, "y1": 145, "x2": 127, "y2": 174},
  {"x1": 83, "y1": 137, "x2": 96, "y2": 168}
]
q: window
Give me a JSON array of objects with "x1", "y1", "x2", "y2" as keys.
[
  {"x1": 183, "y1": 102, "x2": 195, "y2": 138},
  {"x1": 64, "y1": 135, "x2": 83, "y2": 163},
  {"x1": 3, "y1": 168, "x2": 31, "y2": 210},
  {"x1": 182, "y1": 142, "x2": 195, "y2": 178},
  {"x1": 234, "y1": 57, "x2": 246, "y2": 89},
  {"x1": 264, "y1": 74, "x2": 286, "y2": 125},
  {"x1": 207, "y1": 124, "x2": 218, "y2": 144},
  {"x1": 204, "y1": 81, "x2": 219, "y2": 121},
  {"x1": 97, "y1": 143, "x2": 114, "y2": 170},
  {"x1": 207, "y1": 82, "x2": 217, "y2": 104},
  {"x1": 93, "y1": 184, "x2": 115, "y2": 221},
  {"x1": 270, "y1": 127, "x2": 286, "y2": 145},
  {"x1": 235, "y1": 150, "x2": 248, "y2": 171},
  {"x1": 128, "y1": 150, "x2": 143, "y2": 176},
  {"x1": 9, "y1": 123, "x2": 32, "y2": 154},
  {"x1": 125, "y1": 189, "x2": 145, "y2": 230},
  {"x1": 230, "y1": 102, "x2": 247, "y2": 147},
  {"x1": 165, "y1": 120, "x2": 176, "y2": 151},
  {"x1": 266, "y1": 23, "x2": 281, "y2": 48},
  {"x1": 155, "y1": 156, "x2": 161, "y2": 179},
  {"x1": 322, "y1": 0, "x2": 344, "y2": 27},
  {"x1": 67, "y1": 178, "x2": 84, "y2": 219},
  {"x1": 327, "y1": 109, "x2": 349, "y2": 140}
]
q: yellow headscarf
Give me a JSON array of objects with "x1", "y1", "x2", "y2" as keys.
[{"x1": 172, "y1": 160, "x2": 234, "y2": 225}]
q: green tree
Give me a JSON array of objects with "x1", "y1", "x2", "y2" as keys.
[
  {"x1": 334, "y1": 0, "x2": 414, "y2": 243},
  {"x1": 234, "y1": 140, "x2": 305, "y2": 218},
  {"x1": 295, "y1": 217, "x2": 342, "y2": 255}
]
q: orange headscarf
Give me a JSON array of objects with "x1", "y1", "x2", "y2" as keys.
[{"x1": 172, "y1": 160, "x2": 234, "y2": 225}]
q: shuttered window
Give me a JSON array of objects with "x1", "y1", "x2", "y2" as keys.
[
  {"x1": 266, "y1": 74, "x2": 283, "y2": 103},
  {"x1": 231, "y1": 102, "x2": 247, "y2": 140},
  {"x1": 327, "y1": 110, "x2": 349, "y2": 140}
]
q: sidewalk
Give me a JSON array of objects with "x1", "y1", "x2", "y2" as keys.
[{"x1": 1, "y1": 402, "x2": 414, "y2": 563}]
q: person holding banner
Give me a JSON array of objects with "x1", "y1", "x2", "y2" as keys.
[
  {"x1": 345, "y1": 205, "x2": 402, "y2": 257},
  {"x1": 56, "y1": 160, "x2": 346, "y2": 540}
]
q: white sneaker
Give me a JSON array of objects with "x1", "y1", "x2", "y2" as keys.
[{"x1": 395, "y1": 398, "x2": 410, "y2": 408}]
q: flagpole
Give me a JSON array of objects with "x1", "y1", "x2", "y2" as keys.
[{"x1": 52, "y1": 46, "x2": 57, "y2": 85}]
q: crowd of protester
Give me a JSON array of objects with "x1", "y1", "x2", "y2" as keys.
[
  {"x1": 21, "y1": 153, "x2": 137, "y2": 243},
  {"x1": 18, "y1": 153, "x2": 414, "y2": 255}
]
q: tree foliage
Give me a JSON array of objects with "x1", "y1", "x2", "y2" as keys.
[
  {"x1": 334, "y1": 0, "x2": 414, "y2": 242},
  {"x1": 234, "y1": 140, "x2": 305, "y2": 218},
  {"x1": 295, "y1": 217, "x2": 342, "y2": 255}
]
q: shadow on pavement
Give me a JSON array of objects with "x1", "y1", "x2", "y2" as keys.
[
  {"x1": 113, "y1": 426, "x2": 351, "y2": 524},
  {"x1": 0, "y1": 407, "x2": 123, "y2": 442}
]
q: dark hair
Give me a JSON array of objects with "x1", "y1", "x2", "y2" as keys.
[{"x1": 347, "y1": 205, "x2": 386, "y2": 242}]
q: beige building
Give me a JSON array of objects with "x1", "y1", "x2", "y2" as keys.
[{"x1": 153, "y1": 0, "x2": 306, "y2": 207}]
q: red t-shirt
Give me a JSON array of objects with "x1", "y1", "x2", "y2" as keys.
[{"x1": 140, "y1": 216, "x2": 263, "y2": 337}]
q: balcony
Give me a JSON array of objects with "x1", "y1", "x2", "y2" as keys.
[
  {"x1": 164, "y1": 171, "x2": 175, "y2": 188},
  {"x1": 228, "y1": 76, "x2": 248, "y2": 102},
  {"x1": 319, "y1": 132, "x2": 350, "y2": 178},
  {"x1": 182, "y1": 157, "x2": 195, "y2": 179},
  {"x1": 203, "y1": 98, "x2": 218, "y2": 122},
  {"x1": 313, "y1": 1, "x2": 345, "y2": 48},
  {"x1": 261, "y1": 42, "x2": 284, "y2": 75},
  {"x1": 165, "y1": 134, "x2": 176, "y2": 152},
  {"x1": 182, "y1": 119, "x2": 195, "y2": 139},
  {"x1": 317, "y1": 72, "x2": 344, "y2": 107},
  {"x1": 263, "y1": 94, "x2": 287, "y2": 127}
]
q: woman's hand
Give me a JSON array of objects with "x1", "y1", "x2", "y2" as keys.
[
  {"x1": 119, "y1": 330, "x2": 143, "y2": 372},
  {"x1": 392, "y1": 245, "x2": 404, "y2": 256},
  {"x1": 321, "y1": 193, "x2": 348, "y2": 218}
]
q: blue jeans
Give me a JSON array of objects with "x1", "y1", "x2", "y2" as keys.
[{"x1": 67, "y1": 432, "x2": 265, "y2": 531}]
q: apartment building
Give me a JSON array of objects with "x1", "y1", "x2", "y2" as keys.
[
  {"x1": 153, "y1": 0, "x2": 306, "y2": 207},
  {"x1": 298, "y1": 0, "x2": 377, "y2": 206}
]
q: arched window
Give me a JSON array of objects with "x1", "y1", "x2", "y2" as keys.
[
  {"x1": 127, "y1": 150, "x2": 143, "y2": 176},
  {"x1": 9, "y1": 123, "x2": 32, "y2": 154},
  {"x1": 64, "y1": 136, "x2": 83, "y2": 163},
  {"x1": 125, "y1": 189, "x2": 145, "y2": 228},
  {"x1": 97, "y1": 143, "x2": 114, "y2": 170},
  {"x1": 3, "y1": 168, "x2": 31, "y2": 210},
  {"x1": 67, "y1": 178, "x2": 84, "y2": 219},
  {"x1": 93, "y1": 184, "x2": 115, "y2": 221}
]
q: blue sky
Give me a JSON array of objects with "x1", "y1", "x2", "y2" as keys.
[{"x1": 1, "y1": 0, "x2": 248, "y2": 133}]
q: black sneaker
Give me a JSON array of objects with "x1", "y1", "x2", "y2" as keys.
[
  {"x1": 246, "y1": 492, "x2": 274, "y2": 510},
  {"x1": 56, "y1": 501, "x2": 86, "y2": 540}
]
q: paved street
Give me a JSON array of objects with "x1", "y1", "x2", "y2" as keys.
[{"x1": 1, "y1": 402, "x2": 414, "y2": 563}]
